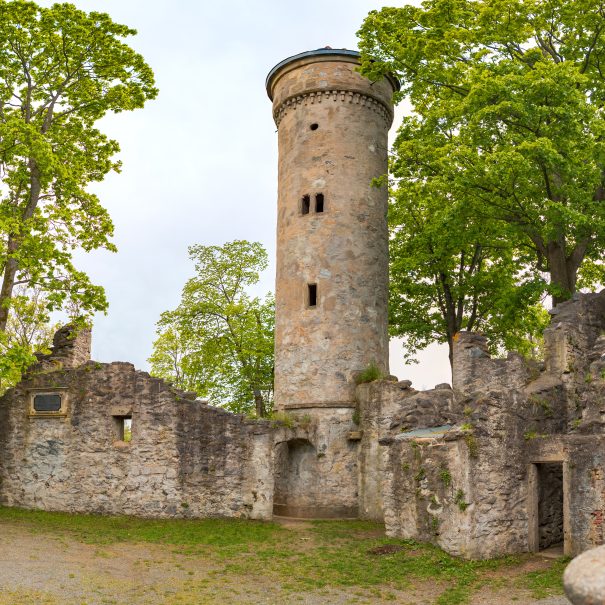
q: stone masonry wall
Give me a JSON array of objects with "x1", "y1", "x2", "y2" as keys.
[
  {"x1": 379, "y1": 294, "x2": 605, "y2": 559},
  {"x1": 356, "y1": 379, "x2": 455, "y2": 521},
  {"x1": 0, "y1": 337, "x2": 274, "y2": 520},
  {"x1": 272, "y1": 408, "x2": 359, "y2": 518},
  {"x1": 269, "y1": 52, "x2": 395, "y2": 409}
]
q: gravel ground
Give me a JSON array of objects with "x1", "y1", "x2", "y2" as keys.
[{"x1": 0, "y1": 520, "x2": 571, "y2": 605}]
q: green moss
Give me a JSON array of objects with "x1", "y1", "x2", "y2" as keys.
[
  {"x1": 528, "y1": 394, "x2": 553, "y2": 417},
  {"x1": 269, "y1": 411, "x2": 294, "y2": 429},
  {"x1": 439, "y1": 468, "x2": 452, "y2": 487},
  {"x1": 454, "y1": 490, "x2": 468, "y2": 512},
  {"x1": 463, "y1": 433, "x2": 478, "y2": 458},
  {"x1": 414, "y1": 468, "x2": 426, "y2": 483}
]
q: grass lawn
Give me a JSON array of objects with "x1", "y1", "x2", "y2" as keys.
[{"x1": 0, "y1": 507, "x2": 568, "y2": 605}]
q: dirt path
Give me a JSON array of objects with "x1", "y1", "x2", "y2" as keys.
[{"x1": 0, "y1": 515, "x2": 571, "y2": 605}]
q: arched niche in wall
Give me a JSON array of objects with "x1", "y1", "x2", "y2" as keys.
[{"x1": 273, "y1": 438, "x2": 319, "y2": 518}]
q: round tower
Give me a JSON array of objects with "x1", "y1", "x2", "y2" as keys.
[
  {"x1": 267, "y1": 48, "x2": 397, "y2": 410},
  {"x1": 267, "y1": 49, "x2": 398, "y2": 518}
]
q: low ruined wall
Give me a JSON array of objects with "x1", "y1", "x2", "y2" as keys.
[
  {"x1": 0, "y1": 360, "x2": 273, "y2": 520},
  {"x1": 381, "y1": 427, "x2": 532, "y2": 559},
  {"x1": 356, "y1": 379, "x2": 455, "y2": 521}
]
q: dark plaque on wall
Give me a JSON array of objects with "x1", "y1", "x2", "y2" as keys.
[{"x1": 33, "y1": 394, "x2": 62, "y2": 412}]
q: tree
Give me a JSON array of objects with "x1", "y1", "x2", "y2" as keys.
[
  {"x1": 359, "y1": 0, "x2": 605, "y2": 305},
  {"x1": 0, "y1": 1, "x2": 157, "y2": 332},
  {"x1": 388, "y1": 169, "x2": 549, "y2": 368},
  {"x1": 149, "y1": 241, "x2": 275, "y2": 417},
  {"x1": 0, "y1": 284, "x2": 59, "y2": 391}
]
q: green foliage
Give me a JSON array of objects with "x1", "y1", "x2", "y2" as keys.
[
  {"x1": 0, "y1": 285, "x2": 60, "y2": 391},
  {"x1": 454, "y1": 490, "x2": 469, "y2": 512},
  {"x1": 0, "y1": 1, "x2": 156, "y2": 382},
  {"x1": 358, "y1": 0, "x2": 605, "y2": 320},
  {"x1": 439, "y1": 467, "x2": 452, "y2": 488},
  {"x1": 149, "y1": 240, "x2": 274, "y2": 417},
  {"x1": 269, "y1": 411, "x2": 294, "y2": 429},
  {"x1": 463, "y1": 432, "x2": 478, "y2": 458},
  {"x1": 354, "y1": 361, "x2": 383, "y2": 384},
  {"x1": 414, "y1": 467, "x2": 426, "y2": 483}
]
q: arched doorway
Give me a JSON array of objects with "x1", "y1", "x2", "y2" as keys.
[{"x1": 273, "y1": 438, "x2": 319, "y2": 517}]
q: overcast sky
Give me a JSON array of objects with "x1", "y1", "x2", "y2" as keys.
[{"x1": 37, "y1": 0, "x2": 451, "y2": 390}]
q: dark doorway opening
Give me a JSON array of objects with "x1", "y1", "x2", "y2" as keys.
[
  {"x1": 538, "y1": 463, "x2": 564, "y2": 551},
  {"x1": 530, "y1": 462, "x2": 565, "y2": 556}
]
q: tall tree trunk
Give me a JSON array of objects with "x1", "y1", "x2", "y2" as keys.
[
  {"x1": 0, "y1": 240, "x2": 19, "y2": 332},
  {"x1": 254, "y1": 389, "x2": 265, "y2": 418},
  {"x1": 0, "y1": 161, "x2": 42, "y2": 332},
  {"x1": 447, "y1": 333, "x2": 454, "y2": 372},
  {"x1": 547, "y1": 241, "x2": 579, "y2": 307}
]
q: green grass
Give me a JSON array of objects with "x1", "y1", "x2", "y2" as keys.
[
  {"x1": 0, "y1": 506, "x2": 282, "y2": 548},
  {"x1": 355, "y1": 361, "x2": 383, "y2": 384},
  {"x1": 518, "y1": 557, "x2": 570, "y2": 598},
  {"x1": 0, "y1": 507, "x2": 567, "y2": 605}
]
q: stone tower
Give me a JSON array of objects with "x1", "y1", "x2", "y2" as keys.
[{"x1": 267, "y1": 48, "x2": 398, "y2": 518}]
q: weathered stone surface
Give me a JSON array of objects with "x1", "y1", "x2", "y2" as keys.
[
  {"x1": 564, "y1": 545, "x2": 605, "y2": 605},
  {"x1": 378, "y1": 291, "x2": 605, "y2": 559},
  {"x1": 0, "y1": 340, "x2": 274, "y2": 520},
  {"x1": 268, "y1": 49, "x2": 396, "y2": 409},
  {"x1": 272, "y1": 408, "x2": 359, "y2": 518},
  {"x1": 265, "y1": 48, "x2": 397, "y2": 519}
]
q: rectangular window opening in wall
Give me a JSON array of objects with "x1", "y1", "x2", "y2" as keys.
[
  {"x1": 315, "y1": 193, "x2": 324, "y2": 213},
  {"x1": 113, "y1": 415, "x2": 132, "y2": 443},
  {"x1": 308, "y1": 283, "x2": 317, "y2": 307},
  {"x1": 301, "y1": 194, "x2": 310, "y2": 215}
]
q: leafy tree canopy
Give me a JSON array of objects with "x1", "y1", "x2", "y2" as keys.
[
  {"x1": 359, "y1": 0, "x2": 605, "y2": 306},
  {"x1": 149, "y1": 241, "x2": 274, "y2": 417},
  {"x1": 0, "y1": 0, "x2": 157, "y2": 382},
  {"x1": 389, "y1": 171, "x2": 549, "y2": 366}
]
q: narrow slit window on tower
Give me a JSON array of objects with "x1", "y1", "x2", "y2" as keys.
[
  {"x1": 315, "y1": 193, "x2": 324, "y2": 213},
  {"x1": 301, "y1": 194, "x2": 310, "y2": 215},
  {"x1": 308, "y1": 283, "x2": 317, "y2": 307}
]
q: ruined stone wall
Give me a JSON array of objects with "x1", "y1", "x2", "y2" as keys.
[
  {"x1": 272, "y1": 408, "x2": 359, "y2": 518},
  {"x1": 0, "y1": 351, "x2": 274, "y2": 520},
  {"x1": 378, "y1": 302, "x2": 605, "y2": 559},
  {"x1": 356, "y1": 379, "x2": 455, "y2": 521},
  {"x1": 564, "y1": 436, "x2": 605, "y2": 554}
]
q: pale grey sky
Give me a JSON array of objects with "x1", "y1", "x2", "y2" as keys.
[{"x1": 38, "y1": 0, "x2": 451, "y2": 390}]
